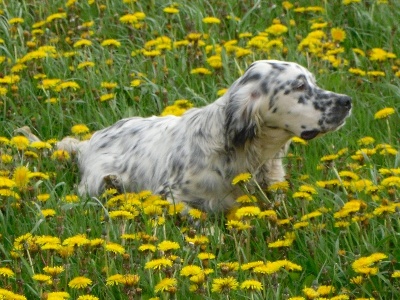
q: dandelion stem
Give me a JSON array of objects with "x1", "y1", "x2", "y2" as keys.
[
  {"x1": 331, "y1": 164, "x2": 348, "y2": 196},
  {"x1": 386, "y1": 118, "x2": 392, "y2": 145}
]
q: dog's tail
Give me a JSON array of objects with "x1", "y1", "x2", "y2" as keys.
[
  {"x1": 14, "y1": 126, "x2": 84, "y2": 155},
  {"x1": 56, "y1": 137, "x2": 83, "y2": 154}
]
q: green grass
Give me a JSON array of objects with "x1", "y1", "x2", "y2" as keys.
[{"x1": 0, "y1": 0, "x2": 399, "y2": 299}]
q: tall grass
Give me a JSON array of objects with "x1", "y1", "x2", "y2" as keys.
[{"x1": 0, "y1": 0, "x2": 399, "y2": 299}]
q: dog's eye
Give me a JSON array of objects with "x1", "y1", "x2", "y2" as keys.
[{"x1": 295, "y1": 82, "x2": 306, "y2": 91}]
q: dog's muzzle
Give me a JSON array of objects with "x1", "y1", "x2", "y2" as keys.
[{"x1": 301, "y1": 95, "x2": 352, "y2": 140}]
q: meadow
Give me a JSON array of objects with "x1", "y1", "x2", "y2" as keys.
[{"x1": 0, "y1": 0, "x2": 399, "y2": 299}]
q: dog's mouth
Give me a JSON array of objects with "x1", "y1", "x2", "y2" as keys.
[{"x1": 300, "y1": 130, "x2": 321, "y2": 140}]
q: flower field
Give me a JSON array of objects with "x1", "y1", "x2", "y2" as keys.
[{"x1": 0, "y1": 0, "x2": 399, "y2": 299}]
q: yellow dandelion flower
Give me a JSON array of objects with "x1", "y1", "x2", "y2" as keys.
[
  {"x1": 130, "y1": 79, "x2": 142, "y2": 87},
  {"x1": 207, "y1": 55, "x2": 223, "y2": 69},
  {"x1": 374, "y1": 107, "x2": 395, "y2": 119},
  {"x1": 119, "y1": 13, "x2": 141, "y2": 24},
  {"x1": 62, "y1": 194, "x2": 80, "y2": 203},
  {"x1": 338, "y1": 170, "x2": 359, "y2": 181},
  {"x1": 73, "y1": 39, "x2": 92, "y2": 48},
  {"x1": 266, "y1": 24, "x2": 288, "y2": 35},
  {"x1": 190, "y1": 67, "x2": 212, "y2": 75},
  {"x1": 320, "y1": 154, "x2": 339, "y2": 162},
  {"x1": 120, "y1": 274, "x2": 140, "y2": 286},
  {"x1": 46, "y1": 12, "x2": 67, "y2": 22},
  {"x1": 10, "y1": 136, "x2": 30, "y2": 150},
  {"x1": 180, "y1": 265, "x2": 203, "y2": 276},
  {"x1": 331, "y1": 28, "x2": 346, "y2": 42},
  {"x1": 143, "y1": 204, "x2": 163, "y2": 216},
  {"x1": 145, "y1": 258, "x2": 173, "y2": 270},
  {"x1": 32, "y1": 274, "x2": 52, "y2": 283},
  {"x1": 54, "y1": 81, "x2": 80, "y2": 92},
  {"x1": 188, "y1": 208, "x2": 205, "y2": 219},
  {"x1": 41, "y1": 209, "x2": 56, "y2": 218},
  {"x1": 198, "y1": 252, "x2": 215, "y2": 260},
  {"x1": 90, "y1": 238, "x2": 104, "y2": 248},
  {"x1": 369, "y1": 48, "x2": 396, "y2": 61},
  {"x1": 0, "y1": 86, "x2": 8, "y2": 96},
  {"x1": 154, "y1": 277, "x2": 177, "y2": 293},
  {"x1": 158, "y1": 240, "x2": 180, "y2": 252},
  {"x1": 240, "y1": 279, "x2": 263, "y2": 291},
  {"x1": 0, "y1": 177, "x2": 16, "y2": 188},
  {"x1": 350, "y1": 275, "x2": 364, "y2": 285},
  {"x1": 226, "y1": 220, "x2": 252, "y2": 231},
  {"x1": 68, "y1": 276, "x2": 92, "y2": 289},
  {"x1": 267, "y1": 181, "x2": 289, "y2": 192},
  {"x1": 77, "y1": 61, "x2": 95, "y2": 69},
  {"x1": 105, "y1": 242, "x2": 125, "y2": 254},
  {"x1": 101, "y1": 81, "x2": 118, "y2": 89},
  {"x1": 9, "y1": 17, "x2": 24, "y2": 25},
  {"x1": 77, "y1": 295, "x2": 99, "y2": 300},
  {"x1": 366, "y1": 70, "x2": 386, "y2": 77},
  {"x1": 218, "y1": 262, "x2": 240, "y2": 273},
  {"x1": 268, "y1": 237, "x2": 294, "y2": 248},
  {"x1": 62, "y1": 234, "x2": 90, "y2": 247},
  {"x1": 0, "y1": 267, "x2": 15, "y2": 278},
  {"x1": 71, "y1": 124, "x2": 90, "y2": 135},
  {"x1": 310, "y1": 22, "x2": 328, "y2": 30},
  {"x1": 235, "y1": 206, "x2": 261, "y2": 219},
  {"x1": 392, "y1": 271, "x2": 400, "y2": 278},
  {"x1": 185, "y1": 235, "x2": 209, "y2": 246},
  {"x1": 211, "y1": 276, "x2": 239, "y2": 293},
  {"x1": 1, "y1": 154, "x2": 13, "y2": 164},
  {"x1": 138, "y1": 244, "x2": 156, "y2": 253},
  {"x1": 163, "y1": 6, "x2": 179, "y2": 14},
  {"x1": 291, "y1": 136, "x2": 308, "y2": 145},
  {"x1": 13, "y1": 166, "x2": 31, "y2": 189},
  {"x1": 46, "y1": 291, "x2": 70, "y2": 300},
  {"x1": 349, "y1": 67, "x2": 366, "y2": 76},
  {"x1": 299, "y1": 185, "x2": 317, "y2": 194},
  {"x1": 109, "y1": 210, "x2": 136, "y2": 220},
  {"x1": 240, "y1": 261, "x2": 264, "y2": 271},
  {"x1": 231, "y1": 173, "x2": 252, "y2": 185},
  {"x1": 43, "y1": 266, "x2": 65, "y2": 276},
  {"x1": 100, "y1": 93, "x2": 116, "y2": 102},
  {"x1": 202, "y1": 17, "x2": 221, "y2": 24},
  {"x1": 281, "y1": 1, "x2": 293, "y2": 10},
  {"x1": 29, "y1": 141, "x2": 52, "y2": 150},
  {"x1": 51, "y1": 149, "x2": 71, "y2": 161},
  {"x1": 101, "y1": 39, "x2": 121, "y2": 47},
  {"x1": 352, "y1": 253, "x2": 387, "y2": 274},
  {"x1": 0, "y1": 74, "x2": 20, "y2": 84},
  {"x1": 106, "y1": 274, "x2": 124, "y2": 286},
  {"x1": 293, "y1": 221, "x2": 309, "y2": 229},
  {"x1": 236, "y1": 195, "x2": 257, "y2": 203},
  {"x1": 302, "y1": 287, "x2": 320, "y2": 298},
  {"x1": 357, "y1": 136, "x2": 375, "y2": 146},
  {"x1": 381, "y1": 176, "x2": 400, "y2": 187},
  {"x1": 293, "y1": 191, "x2": 313, "y2": 201}
]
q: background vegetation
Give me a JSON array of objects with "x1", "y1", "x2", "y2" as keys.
[{"x1": 0, "y1": 0, "x2": 399, "y2": 299}]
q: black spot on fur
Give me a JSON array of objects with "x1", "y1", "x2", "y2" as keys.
[
  {"x1": 239, "y1": 72, "x2": 261, "y2": 85},
  {"x1": 269, "y1": 62, "x2": 288, "y2": 71},
  {"x1": 260, "y1": 81, "x2": 269, "y2": 95},
  {"x1": 232, "y1": 125, "x2": 257, "y2": 147}
]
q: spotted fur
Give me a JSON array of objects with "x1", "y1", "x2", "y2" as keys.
[{"x1": 58, "y1": 60, "x2": 352, "y2": 211}]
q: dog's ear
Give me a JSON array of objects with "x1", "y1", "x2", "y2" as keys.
[{"x1": 225, "y1": 74, "x2": 264, "y2": 147}]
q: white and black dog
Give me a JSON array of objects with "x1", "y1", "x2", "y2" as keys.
[{"x1": 58, "y1": 60, "x2": 352, "y2": 211}]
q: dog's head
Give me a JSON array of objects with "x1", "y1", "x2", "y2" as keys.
[{"x1": 225, "y1": 60, "x2": 352, "y2": 146}]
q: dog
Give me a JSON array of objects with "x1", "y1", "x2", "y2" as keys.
[{"x1": 57, "y1": 60, "x2": 352, "y2": 211}]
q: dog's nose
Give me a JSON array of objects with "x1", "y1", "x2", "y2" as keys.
[{"x1": 336, "y1": 96, "x2": 352, "y2": 109}]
